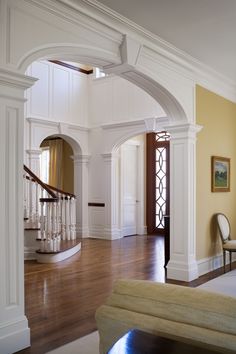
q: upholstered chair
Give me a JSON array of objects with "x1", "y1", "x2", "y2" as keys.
[{"x1": 216, "y1": 213, "x2": 236, "y2": 272}]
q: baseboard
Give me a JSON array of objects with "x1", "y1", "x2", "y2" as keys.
[
  {"x1": 137, "y1": 225, "x2": 147, "y2": 235},
  {"x1": 104, "y1": 227, "x2": 122, "y2": 240},
  {"x1": 89, "y1": 226, "x2": 122, "y2": 240},
  {"x1": 77, "y1": 226, "x2": 90, "y2": 238},
  {"x1": 0, "y1": 316, "x2": 30, "y2": 354},
  {"x1": 167, "y1": 259, "x2": 199, "y2": 281},
  {"x1": 197, "y1": 253, "x2": 236, "y2": 276},
  {"x1": 24, "y1": 246, "x2": 36, "y2": 260}
]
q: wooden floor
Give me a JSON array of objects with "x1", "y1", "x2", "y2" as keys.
[{"x1": 17, "y1": 235, "x2": 230, "y2": 354}]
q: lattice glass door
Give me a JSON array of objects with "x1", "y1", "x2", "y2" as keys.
[
  {"x1": 155, "y1": 132, "x2": 170, "y2": 231},
  {"x1": 146, "y1": 132, "x2": 170, "y2": 234}
]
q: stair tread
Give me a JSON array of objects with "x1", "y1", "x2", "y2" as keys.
[{"x1": 36, "y1": 239, "x2": 81, "y2": 254}]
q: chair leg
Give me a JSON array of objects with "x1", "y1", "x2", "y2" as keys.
[
  {"x1": 230, "y1": 252, "x2": 232, "y2": 271},
  {"x1": 223, "y1": 250, "x2": 226, "y2": 273}
]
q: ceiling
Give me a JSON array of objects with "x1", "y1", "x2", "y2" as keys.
[{"x1": 96, "y1": 0, "x2": 236, "y2": 82}]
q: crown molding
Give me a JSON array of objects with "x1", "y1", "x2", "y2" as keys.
[
  {"x1": 0, "y1": 68, "x2": 37, "y2": 89},
  {"x1": 26, "y1": 117, "x2": 90, "y2": 132},
  {"x1": 67, "y1": 0, "x2": 236, "y2": 102},
  {"x1": 25, "y1": 0, "x2": 236, "y2": 102}
]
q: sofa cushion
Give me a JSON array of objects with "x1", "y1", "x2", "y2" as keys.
[{"x1": 106, "y1": 279, "x2": 236, "y2": 335}]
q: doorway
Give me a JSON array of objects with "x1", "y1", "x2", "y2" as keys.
[
  {"x1": 119, "y1": 135, "x2": 145, "y2": 237},
  {"x1": 146, "y1": 131, "x2": 170, "y2": 235}
]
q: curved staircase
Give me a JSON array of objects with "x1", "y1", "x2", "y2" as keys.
[{"x1": 24, "y1": 165, "x2": 81, "y2": 263}]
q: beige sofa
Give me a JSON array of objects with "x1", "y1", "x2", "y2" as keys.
[{"x1": 95, "y1": 279, "x2": 236, "y2": 353}]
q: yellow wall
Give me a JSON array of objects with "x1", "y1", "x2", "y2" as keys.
[{"x1": 196, "y1": 85, "x2": 236, "y2": 259}]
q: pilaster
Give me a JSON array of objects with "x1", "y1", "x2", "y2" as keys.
[
  {"x1": 166, "y1": 123, "x2": 202, "y2": 281},
  {"x1": 0, "y1": 69, "x2": 36, "y2": 353},
  {"x1": 26, "y1": 149, "x2": 41, "y2": 176},
  {"x1": 102, "y1": 152, "x2": 121, "y2": 239},
  {"x1": 72, "y1": 154, "x2": 90, "y2": 237}
]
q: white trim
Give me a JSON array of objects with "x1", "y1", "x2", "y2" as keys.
[
  {"x1": 24, "y1": 247, "x2": 37, "y2": 260},
  {"x1": 36, "y1": 242, "x2": 81, "y2": 263},
  {"x1": 77, "y1": 225, "x2": 90, "y2": 237},
  {"x1": 104, "y1": 227, "x2": 122, "y2": 240},
  {"x1": 26, "y1": 117, "x2": 90, "y2": 132},
  {"x1": 197, "y1": 253, "x2": 236, "y2": 276},
  {"x1": 0, "y1": 68, "x2": 37, "y2": 89},
  {"x1": 81, "y1": 0, "x2": 236, "y2": 102},
  {"x1": 0, "y1": 317, "x2": 30, "y2": 354},
  {"x1": 137, "y1": 225, "x2": 147, "y2": 235}
]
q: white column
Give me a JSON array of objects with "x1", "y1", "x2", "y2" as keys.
[
  {"x1": 0, "y1": 69, "x2": 36, "y2": 353},
  {"x1": 73, "y1": 154, "x2": 90, "y2": 237},
  {"x1": 102, "y1": 153, "x2": 121, "y2": 240},
  {"x1": 166, "y1": 123, "x2": 202, "y2": 281},
  {"x1": 25, "y1": 150, "x2": 41, "y2": 224},
  {"x1": 26, "y1": 149, "x2": 41, "y2": 177}
]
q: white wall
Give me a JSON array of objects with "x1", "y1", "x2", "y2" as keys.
[
  {"x1": 89, "y1": 75, "x2": 166, "y2": 126},
  {"x1": 25, "y1": 61, "x2": 162, "y2": 240},
  {"x1": 25, "y1": 60, "x2": 166, "y2": 128},
  {"x1": 25, "y1": 60, "x2": 89, "y2": 125},
  {"x1": 88, "y1": 131, "x2": 146, "y2": 239}
]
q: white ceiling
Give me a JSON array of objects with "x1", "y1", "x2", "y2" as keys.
[{"x1": 96, "y1": 0, "x2": 236, "y2": 82}]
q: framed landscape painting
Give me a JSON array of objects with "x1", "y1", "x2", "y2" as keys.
[{"x1": 211, "y1": 156, "x2": 230, "y2": 192}]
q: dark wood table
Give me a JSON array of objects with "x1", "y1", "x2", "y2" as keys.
[{"x1": 107, "y1": 329, "x2": 222, "y2": 354}]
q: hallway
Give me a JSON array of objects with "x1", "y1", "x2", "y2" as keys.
[
  {"x1": 20, "y1": 236, "x2": 165, "y2": 353},
  {"x1": 18, "y1": 235, "x2": 227, "y2": 354}
]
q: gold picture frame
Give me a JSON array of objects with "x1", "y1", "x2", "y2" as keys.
[{"x1": 211, "y1": 156, "x2": 230, "y2": 192}]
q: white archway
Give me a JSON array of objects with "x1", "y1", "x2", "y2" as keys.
[
  {"x1": 0, "y1": 1, "x2": 200, "y2": 352},
  {"x1": 26, "y1": 117, "x2": 90, "y2": 237}
]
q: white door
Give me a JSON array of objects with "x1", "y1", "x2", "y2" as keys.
[{"x1": 121, "y1": 143, "x2": 138, "y2": 236}]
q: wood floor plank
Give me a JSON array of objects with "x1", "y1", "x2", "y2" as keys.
[{"x1": 17, "y1": 236, "x2": 230, "y2": 354}]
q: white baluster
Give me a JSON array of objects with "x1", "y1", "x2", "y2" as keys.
[
  {"x1": 52, "y1": 202, "x2": 58, "y2": 239},
  {"x1": 29, "y1": 177, "x2": 33, "y2": 223},
  {"x1": 46, "y1": 202, "x2": 52, "y2": 241},
  {"x1": 25, "y1": 177, "x2": 30, "y2": 219},
  {"x1": 40, "y1": 201, "x2": 45, "y2": 240},
  {"x1": 57, "y1": 196, "x2": 62, "y2": 237},
  {"x1": 39, "y1": 186, "x2": 44, "y2": 219},
  {"x1": 35, "y1": 182, "x2": 39, "y2": 224},
  {"x1": 65, "y1": 197, "x2": 70, "y2": 240},
  {"x1": 70, "y1": 197, "x2": 76, "y2": 240},
  {"x1": 61, "y1": 198, "x2": 66, "y2": 240}
]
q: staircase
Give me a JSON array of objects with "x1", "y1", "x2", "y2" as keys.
[{"x1": 23, "y1": 165, "x2": 81, "y2": 263}]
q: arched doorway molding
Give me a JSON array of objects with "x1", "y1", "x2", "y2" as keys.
[
  {"x1": 26, "y1": 117, "x2": 90, "y2": 238},
  {"x1": 0, "y1": 1, "x2": 199, "y2": 352},
  {"x1": 99, "y1": 118, "x2": 202, "y2": 283}
]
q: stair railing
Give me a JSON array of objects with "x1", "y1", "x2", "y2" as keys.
[{"x1": 23, "y1": 165, "x2": 77, "y2": 243}]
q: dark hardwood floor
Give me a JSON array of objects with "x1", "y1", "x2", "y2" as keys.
[{"x1": 17, "y1": 235, "x2": 231, "y2": 354}]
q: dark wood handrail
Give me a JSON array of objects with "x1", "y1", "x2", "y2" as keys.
[
  {"x1": 24, "y1": 165, "x2": 57, "y2": 199},
  {"x1": 44, "y1": 184, "x2": 76, "y2": 198},
  {"x1": 24, "y1": 165, "x2": 76, "y2": 198}
]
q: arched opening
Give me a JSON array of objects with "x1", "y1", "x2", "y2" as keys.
[
  {"x1": 39, "y1": 136, "x2": 74, "y2": 194},
  {"x1": 111, "y1": 130, "x2": 170, "y2": 272},
  {"x1": 21, "y1": 53, "x2": 197, "y2": 350},
  {"x1": 24, "y1": 131, "x2": 82, "y2": 263},
  {"x1": 0, "y1": 4, "x2": 200, "y2": 353}
]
